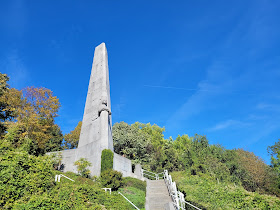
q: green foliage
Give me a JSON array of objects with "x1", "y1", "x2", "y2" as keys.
[
  {"x1": 113, "y1": 122, "x2": 280, "y2": 197},
  {"x1": 13, "y1": 171, "x2": 132, "y2": 209},
  {"x1": 119, "y1": 177, "x2": 146, "y2": 209},
  {"x1": 0, "y1": 138, "x2": 131, "y2": 209},
  {"x1": 113, "y1": 122, "x2": 160, "y2": 165},
  {"x1": 268, "y1": 139, "x2": 280, "y2": 174},
  {"x1": 123, "y1": 177, "x2": 147, "y2": 192},
  {"x1": 74, "y1": 158, "x2": 92, "y2": 178},
  {"x1": 101, "y1": 149, "x2": 114, "y2": 173},
  {"x1": 0, "y1": 73, "x2": 15, "y2": 136},
  {"x1": 171, "y1": 171, "x2": 280, "y2": 209},
  {"x1": 100, "y1": 169, "x2": 123, "y2": 191},
  {"x1": 0, "y1": 139, "x2": 55, "y2": 208},
  {"x1": 119, "y1": 187, "x2": 146, "y2": 210},
  {"x1": 43, "y1": 124, "x2": 64, "y2": 153}
]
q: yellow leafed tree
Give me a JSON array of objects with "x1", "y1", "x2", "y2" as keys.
[
  {"x1": 3, "y1": 86, "x2": 62, "y2": 155},
  {"x1": 64, "y1": 121, "x2": 82, "y2": 149}
]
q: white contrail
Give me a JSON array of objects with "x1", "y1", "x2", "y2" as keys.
[
  {"x1": 144, "y1": 85, "x2": 257, "y2": 95},
  {"x1": 144, "y1": 85, "x2": 209, "y2": 92}
]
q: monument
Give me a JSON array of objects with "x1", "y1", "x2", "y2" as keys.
[{"x1": 53, "y1": 43, "x2": 132, "y2": 177}]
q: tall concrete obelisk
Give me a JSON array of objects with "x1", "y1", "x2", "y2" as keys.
[
  {"x1": 50, "y1": 43, "x2": 132, "y2": 177},
  {"x1": 78, "y1": 43, "x2": 113, "y2": 151}
]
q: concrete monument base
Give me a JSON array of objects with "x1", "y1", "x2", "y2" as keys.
[{"x1": 52, "y1": 147, "x2": 132, "y2": 177}]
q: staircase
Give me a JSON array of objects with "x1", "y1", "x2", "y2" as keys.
[{"x1": 145, "y1": 179, "x2": 174, "y2": 210}]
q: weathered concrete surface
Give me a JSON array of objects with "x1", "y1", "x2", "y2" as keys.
[
  {"x1": 78, "y1": 42, "x2": 113, "y2": 151},
  {"x1": 113, "y1": 153, "x2": 132, "y2": 177},
  {"x1": 49, "y1": 43, "x2": 132, "y2": 177},
  {"x1": 164, "y1": 202, "x2": 176, "y2": 210},
  {"x1": 145, "y1": 180, "x2": 173, "y2": 210}
]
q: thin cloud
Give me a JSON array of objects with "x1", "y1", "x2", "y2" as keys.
[
  {"x1": 209, "y1": 119, "x2": 251, "y2": 131},
  {"x1": 144, "y1": 85, "x2": 200, "y2": 91},
  {"x1": 256, "y1": 103, "x2": 280, "y2": 112}
]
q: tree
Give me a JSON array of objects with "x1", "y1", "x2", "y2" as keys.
[
  {"x1": 64, "y1": 121, "x2": 82, "y2": 149},
  {"x1": 0, "y1": 73, "x2": 17, "y2": 136},
  {"x1": 113, "y1": 122, "x2": 152, "y2": 164},
  {"x1": 236, "y1": 149, "x2": 268, "y2": 192},
  {"x1": 268, "y1": 139, "x2": 280, "y2": 174},
  {"x1": 74, "y1": 158, "x2": 92, "y2": 178},
  {"x1": 44, "y1": 124, "x2": 63, "y2": 153},
  {"x1": 3, "y1": 86, "x2": 61, "y2": 155}
]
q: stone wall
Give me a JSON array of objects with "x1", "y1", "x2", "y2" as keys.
[{"x1": 113, "y1": 153, "x2": 132, "y2": 177}]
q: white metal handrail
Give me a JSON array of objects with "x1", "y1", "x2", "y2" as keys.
[
  {"x1": 183, "y1": 200, "x2": 201, "y2": 210},
  {"x1": 118, "y1": 192, "x2": 140, "y2": 210},
  {"x1": 102, "y1": 188, "x2": 112, "y2": 194},
  {"x1": 163, "y1": 170, "x2": 201, "y2": 210},
  {"x1": 140, "y1": 168, "x2": 201, "y2": 210},
  {"x1": 55, "y1": 174, "x2": 75, "y2": 182},
  {"x1": 141, "y1": 169, "x2": 164, "y2": 180}
]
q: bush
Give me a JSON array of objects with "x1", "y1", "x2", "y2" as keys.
[
  {"x1": 100, "y1": 169, "x2": 123, "y2": 191},
  {"x1": 171, "y1": 171, "x2": 280, "y2": 209},
  {"x1": 123, "y1": 177, "x2": 147, "y2": 192},
  {"x1": 13, "y1": 181, "x2": 132, "y2": 209},
  {"x1": 74, "y1": 158, "x2": 92, "y2": 178},
  {"x1": 101, "y1": 149, "x2": 114, "y2": 173},
  {"x1": 0, "y1": 147, "x2": 55, "y2": 208}
]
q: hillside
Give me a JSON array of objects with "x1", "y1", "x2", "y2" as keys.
[
  {"x1": 0, "y1": 141, "x2": 146, "y2": 209},
  {"x1": 172, "y1": 171, "x2": 280, "y2": 209}
]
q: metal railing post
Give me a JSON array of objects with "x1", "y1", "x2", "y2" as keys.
[{"x1": 55, "y1": 174, "x2": 74, "y2": 182}]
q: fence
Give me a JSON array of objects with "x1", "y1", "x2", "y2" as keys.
[
  {"x1": 141, "y1": 168, "x2": 201, "y2": 210},
  {"x1": 141, "y1": 168, "x2": 164, "y2": 180}
]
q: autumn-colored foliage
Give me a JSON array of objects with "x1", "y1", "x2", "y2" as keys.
[
  {"x1": 2, "y1": 85, "x2": 62, "y2": 155},
  {"x1": 236, "y1": 149, "x2": 267, "y2": 191},
  {"x1": 64, "y1": 121, "x2": 82, "y2": 149}
]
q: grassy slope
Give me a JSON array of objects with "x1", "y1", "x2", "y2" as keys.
[
  {"x1": 119, "y1": 177, "x2": 146, "y2": 210},
  {"x1": 12, "y1": 172, "x2": 146, "y2": 210},
  {"x1": 171, "y1": 171, "x2": 280, "y2": 210}
]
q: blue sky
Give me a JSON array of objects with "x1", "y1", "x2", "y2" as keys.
[{"x1": 1, "y1": 0, "x2": 279, "y2": 163}]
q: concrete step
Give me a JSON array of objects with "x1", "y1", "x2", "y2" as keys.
[
  {"x1": 147, "y1": 188, "x2": 169, "y2": 194},
  {"x1": 148, "y1": 185, "x2": 167, "y2": 189},
  {"x1": 147, "y1": 195, "x2": 171, "y2": 200},
  {"x1": 145, "y1": 179, "x2": 174, "y2": 210},
  {"x1": 148, "y1": 180, "x2": 165, "y2": 185}
]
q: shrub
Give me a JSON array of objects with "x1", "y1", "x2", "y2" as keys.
[
  {"x1": 100, "y1": 169, "x2": 123, "y2": 191},
  {"x1": 101, "y1": 149, "x2": 114, "y2": 173},
  {"x1": 0, "y1": 148, "x2": 55, "y2": 208},
  {"x1": 74, "y1": 158, "x2": 92, "y2": 178},
  {"x1": 171, "y1": 171, "x2": 280, "y2": 209},
  {"x1": 123, "y1": 177, "x2": 147, "y2": 192},
  {"x1": 14, "y1": 182, "x2": 132, "y2": 209}
]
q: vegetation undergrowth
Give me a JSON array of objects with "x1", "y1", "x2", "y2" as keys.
[
  {"x1": 171, "y1": 171, "x2": 280, "y2": 210},
  {"x1": 118, "y1": 177, "x2": 146, "y2": 210},
  {"x1": 0, "y1": 142, "x2": 132, "y2": 209}
]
